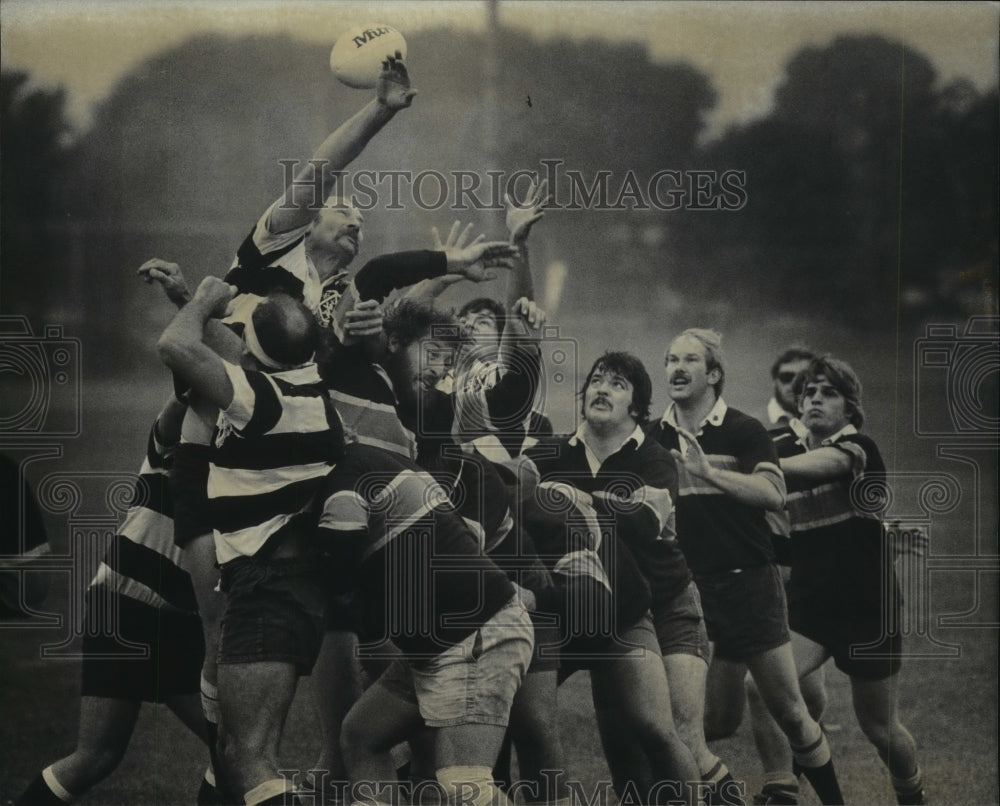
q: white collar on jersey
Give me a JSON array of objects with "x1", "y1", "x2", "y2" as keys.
[
  {"x1": 662, "y1": 395, "x2": 728, "y2": 434},
  {"x1": 797, "y1": 422, "x2": 859, "y2": 449},
  {"x1": 570, "y1": 423, "x2": 645, "y2": 475}
]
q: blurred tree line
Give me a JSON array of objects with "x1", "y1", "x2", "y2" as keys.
[{"x1": 1, "y1": 29, "x2": 996, "y2": 375}]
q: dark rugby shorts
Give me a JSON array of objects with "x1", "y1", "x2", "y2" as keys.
[
  {"x1": 80, "y1": 587, "x2": 204, "y2": 702},
  {"x1": 791, "y1": 601, "x2": 903, "y2": 680},
  {"x1": 527, "y1": 614, "x2": 562, "y2": 673},
  {"x1": 695, "y1": 563, "x2": 790, "y2": 662},
  {"x1": 217, "y1": 556, "x2": 327, "y2": 676},
  {"x1": 652, "y1": 580, "x2": 710, "y2": 661}
]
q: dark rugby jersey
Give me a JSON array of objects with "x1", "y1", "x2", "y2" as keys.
[
  {"x1": 767, "y1": 423, "x2": 799, "y2": 564},
  {"x1": 421, "y1": 449, "x2": 552, "y2": 597},
  {"x1": 647, "y1": 399, "x2": 785, "y2": 574},
  {"x1": 320, "y1": 341, "x2": 417, "y2": 460},
  {"x1": 525, "y1": 428, "x2": 691, "y2": 609},
  {"x1": 316, "y1": 443, "x2": 514, "y2": 660},
  {"x1": 89, "y1": 420, "x2": 198, "y2": 614},
  {"x1": 209, "y1": 362, "x2": 344, "y2": 563},
  {"x1": 778, "y1": 427, "x2": 897, "y2": 614},
  {"x1": 313, "y1": 250, "x2": 453, "y2": 460},
  {"x1": 452, "y1": 347, "x2": 546, "y2": 458}
]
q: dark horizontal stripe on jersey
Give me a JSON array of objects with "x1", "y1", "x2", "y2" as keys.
[
  {"x1": 226, "y1": 263, "x2": 305, "y2": 299},
  {"x1": 102, "y1": 534, "x2": 197, "y2": 612},
  {"x1": 241, "y1": 371, "x2": 284, "y2": 437},
  {"x1": 209, "y1": 478, "x2": 323, "y2": 534},
  {"x1": 233, "y1": 224, "x2": 304, "y2": 275},
  {"x1": 132, "y1": 471, "x2": 174, "y2": 520},
  {"x1": 145, "y1": 428, "x2": 166, "y2": 472},
  {"x1": 211, "y1": 430, "x2": 341, "y2": 471}
]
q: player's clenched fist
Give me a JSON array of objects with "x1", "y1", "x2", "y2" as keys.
[{"x1": 191, "y1": 276, "x2": 237, "y2": 319}]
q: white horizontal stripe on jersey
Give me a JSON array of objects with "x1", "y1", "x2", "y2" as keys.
[
  {"x1": 91, "y1": 563, "x2": 178, "y2": 612},
  {"x1": 553, "y1": 549, "x2": 612, "y2": 593},
  {"x1": 118, "y1": 507, "x2": 183, "y2": 564},
  {"x1": 214, "y1": 511, "x2": 298, "y2": 564},
  {"x1": 207, "y1": 461, "x2": 331, "y2": 499},
  {"x1": 272, "y1": 392, "x2": 333, "y2": 434}
]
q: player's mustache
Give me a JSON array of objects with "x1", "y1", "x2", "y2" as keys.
[{"x1": 670, "y1": 372, "x2": 690, "y2": 383}]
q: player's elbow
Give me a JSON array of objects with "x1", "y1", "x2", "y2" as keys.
[
  {"x1": 157, "y1": 331, "x2": 195, "y2": 373},
  {"x1": 157, "y1": 332, "x2": 181, "y2": 368},
  {"x1": 760, "y1": 484, "x2": 785, "y2": 512}
]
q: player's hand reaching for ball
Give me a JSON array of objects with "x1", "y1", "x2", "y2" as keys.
[
  {"x1": 506, "y1": 177, "x2": 549, "y2": 244},
  {"x1": 138, "y1": 258, "x2": 192, "y2": 308},
  {"x1": 377, "y1": 51, "x2": 417, "y2": 110},
  {"x1": 429, "y1": 221, "x2": 487, "y2": 288},
  {"x1": 510, "y1": 297, "x2": 547, "y2": 331},
  {"x1": 445, "y1": 241, "x2": 519, "y2": 283}
]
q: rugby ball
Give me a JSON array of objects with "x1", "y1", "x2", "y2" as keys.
[{"x1": 330, "y1": 24, "x2": 407, "y2": 89}]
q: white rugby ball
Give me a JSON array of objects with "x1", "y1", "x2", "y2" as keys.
[{"x1": 330, "y1": 23, "x2": 407, "y2": 89}]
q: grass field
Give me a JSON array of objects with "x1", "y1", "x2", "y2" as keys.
[{"x1": 2, "y1": 316, "x2": 997, "y2": 805}]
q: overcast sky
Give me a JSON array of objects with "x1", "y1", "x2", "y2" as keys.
[{"x1": 2, "y1": 0, "x2": 998, "y2": 138}]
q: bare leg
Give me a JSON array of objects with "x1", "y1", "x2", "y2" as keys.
[
  {"x1": 590, "y1": 626, "x2": 700, "y2": 806},
  {"x1": 340, "y1": 676, "x2": 425, "y2": 805},
  {"x1": 507, "y1": 670, "x2": 570, "y2": 803},
  {"x1": 312, "y1": 630, "x2": 365, "y2": 785},
  {"x1": 48, "y1": 697, "x2": 142, "y2": 795},
  {"x1": 216, "y1": 660, "x2": 298, "y2": 800},
  {"x1": 850, "y1": 676, "x2": 921, "y2": 784},
  {"x1": 747, "y1": 641, "x2": 842, "y2": 804},
  {"x1": 704, "y1": 654, "x2": 748, "y2": 741}
]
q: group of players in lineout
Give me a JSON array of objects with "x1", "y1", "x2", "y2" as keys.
[{"x1": 17, "y1": 55, "x2": 925, "y2": 806}]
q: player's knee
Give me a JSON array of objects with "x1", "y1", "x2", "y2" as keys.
[
  {"x1": 802, "y1": 681, "x2": 827, "y2": 721},
  {"x1": 339, "y1": 709, "x2": 384, "y2": 763},
  {"x1": 704, "y1": 709, "x2": 742, "y2": 741},
  {"x1": 77, "y1": 742, "x2": 128, "y2": 780},
  {"x1": 855, "y1": 711, "x2": 892, "y2": 750},
  {"x1": 768, "y1": 697, "x2": 811, "y2": 737}
]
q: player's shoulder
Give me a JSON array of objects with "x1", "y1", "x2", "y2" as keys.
[
  {"x1": 832, "y1": 430, "x2": 883, "y2": 466},
  {"x1": 524, "y1": 434, "x2": 575, "y2": 467},
  {"x1": 723, "y1": 405, "x2": 767, "y2": 430},
  {"x1": 769, "y1": 425, "x2": 803, "y2": 457},
  {"x1": 644, "y1": 415, "x2": 675, "y2": 444},
  {"x1": 637, "y1": 429, "x2": 676, "y2": 463},
  {"x1": 634, "y1": 434, "x2": 679, "y2": 487}
]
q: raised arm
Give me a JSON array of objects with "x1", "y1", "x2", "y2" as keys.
[
  {"x1": 672, "y1": 426, "x2": 786, "y2": 511},
  {"x1": 780, "y1": 446, "x2": 854, "y2": 481},
  {"x1": 504, "y1": 177, "x2": 547, "y2": 309},
  {"x1": 333, "y1": 239, "x2": 518, "y2": 334},
  {"x1": 157, "y1": 277, "x2": 239, "y2": 411},
  {"x1": 400, "y1": 221, "x2": 487, "y2": 305},
  {"x1": 139, "y1": 258, "x2": 244, "y2": 363},
  {"x1": 267, "y1": 52, "x2": 417, "y2": 234}
]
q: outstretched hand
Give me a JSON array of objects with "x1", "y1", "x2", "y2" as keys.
[
  {"x1": 137, "y1": 258, "x2": 192, "y2": 308},
  {"x1": 432, "y1": 220, "x2": 485, "y2": 252},
  {"x1": 445, "y1": 241, "x2": 519, "y2": 283},
  {"x1": 671, "y1": 427, "x2": 714, "y2": 480},
  {"x1": 510, "y1": 297, "x2": 547, "y2": 331},
  {"x1": 429, "y1": 221, "x2": 486, "y2": 288},
  {"x1": 377, "y1": 51, "x2": 417, "y2": 110},
  {"x1": 506, "y1": 177, "x2": 548, "y2": 242}
]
